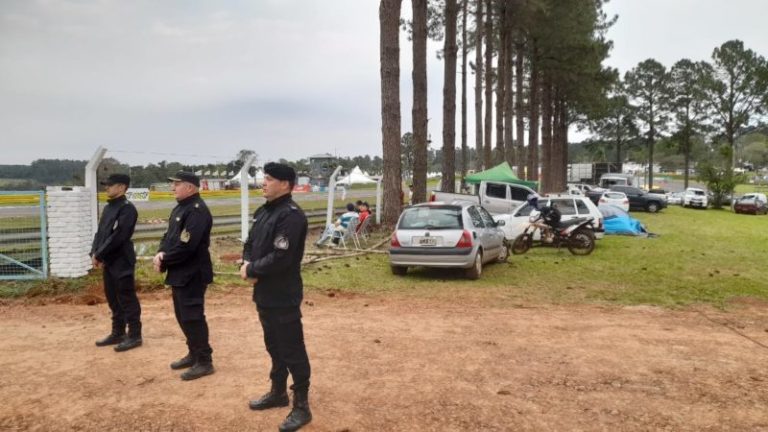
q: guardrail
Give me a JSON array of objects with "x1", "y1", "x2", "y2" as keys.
[{"x1": 0, "y1": 206, "x2": 374, "y2": 245}]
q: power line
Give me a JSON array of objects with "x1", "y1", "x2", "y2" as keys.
[{"x1": 108, "y1": 149, "x2": 230, "y2": 160}]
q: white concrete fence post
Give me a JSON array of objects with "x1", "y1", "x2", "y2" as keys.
[
  {"x1": 46, "y1": 186, "x2": 93, "y2": 278},
  {"x1": 325, "y1": 166, "x2": 343, "y2": 228},
  {"x1": 240, "y1": 155, "x2": 257, "y2": 242}
]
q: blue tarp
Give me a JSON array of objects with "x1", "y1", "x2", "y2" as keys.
[{"x1": 598, "y1": 204, "x2": 649, "y2": 236}]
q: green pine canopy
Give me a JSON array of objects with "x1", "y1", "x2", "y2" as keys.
[{"x1": 465, "y1": 162, "x2": 538, "y2": 189}]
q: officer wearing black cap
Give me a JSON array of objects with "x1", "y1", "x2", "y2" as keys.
[
  {"x1": 153, "y1": 171, "x2": 215, "y2": 381},
  {"x1": 240, "y1": 162, "x2": 312, "y2": 432},
  {"x1": 91, "y1": 173, "x2": 142, "y2": 351}
]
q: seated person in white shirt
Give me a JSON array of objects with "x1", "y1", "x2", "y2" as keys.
[{"x1": 315, "y1": 203, "x2": 359, "y2": 247}]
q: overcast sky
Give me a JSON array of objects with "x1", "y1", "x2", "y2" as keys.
[{"x1": 1, "y1": 0, "x2": 766, "y2": 166}]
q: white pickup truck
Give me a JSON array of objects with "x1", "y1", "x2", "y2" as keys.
[{"x1": 430, "y1": 181, "x2": 536, "y2": 215}]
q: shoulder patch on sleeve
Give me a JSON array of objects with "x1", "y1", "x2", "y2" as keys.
[
  {"x1": 180, "y1": 229, "x2": 191, "y2": 243},
  {"x1": 274, "y1": 235, "x2": 289, "y2": 250}
]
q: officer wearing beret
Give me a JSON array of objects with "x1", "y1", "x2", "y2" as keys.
[
  {"x1": 153, "y1": 171, "x2": 215, "y2": 381},
  {"x1": 241, "y1": 162, "x2": 312, "y2": 432},
  {"x1": 91, "y1": 173, "x2": 142, "y2": 352}
]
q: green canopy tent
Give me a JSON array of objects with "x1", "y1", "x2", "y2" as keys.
[{"x1": 465, "y1": 162, "x2": 538, "y2": 190}]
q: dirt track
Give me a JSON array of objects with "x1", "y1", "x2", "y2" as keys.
[{"x1": 2, "y1": 290, "x2": 768, "y2": 431}]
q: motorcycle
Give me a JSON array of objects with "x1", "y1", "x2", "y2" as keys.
[{"x1": 511, "y1": 210, "x2": 596, "y2": 256}]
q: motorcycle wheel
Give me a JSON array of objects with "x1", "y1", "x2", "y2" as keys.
[
  {"x1": 512, "y1": 234, "x2": 532, "y2": 255},
  {"x1": 567, "y1": 229, "x2": 595, "y2": 255}
]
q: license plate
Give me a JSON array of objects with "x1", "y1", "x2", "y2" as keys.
[{"x1": 416, "y1": 237, "x2": 438, "y2": 246}]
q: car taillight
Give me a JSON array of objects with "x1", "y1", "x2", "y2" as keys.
[
  {"x1": 456, "y1": 230, "x2": 473, "y2": 248},
  {"x1": 429, "y1": 193, "x2": 436, "y2": 202},
  {"x1": 623, "y1": 199, "x2": 629, "y2": 204},
  {"x1": 599, "y1": 198, "x2": 605, "y2": 203},
  {"x1": 390, "y1": 232, "x2": 401, "y2": 247}
]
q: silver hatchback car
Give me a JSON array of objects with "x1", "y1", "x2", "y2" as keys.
[{"x1": 389, "y1": 201, "x2": 508, "y2": 279}]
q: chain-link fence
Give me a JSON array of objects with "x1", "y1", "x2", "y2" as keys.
[{"x1": 0, "y1": 191, "x2": 48, "y2": 280}]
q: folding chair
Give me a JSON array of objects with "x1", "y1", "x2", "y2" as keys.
[
  {"x1": 333, "y1": 217, "x2": 360, "y2": 249},
  {"x1": 354, "y1": 216, "x2": 372, "y2": 245}
]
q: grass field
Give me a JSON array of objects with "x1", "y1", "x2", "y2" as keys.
[
  {"x1": 301, "y1": 205, "x2": 768, "y2": 308},
  {"x1": 2, "y1": 202, "x2": 766, "y2": 308}
]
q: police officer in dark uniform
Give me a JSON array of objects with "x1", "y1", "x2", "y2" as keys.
[
  {"x1": 153, "y1": 171, "x2": 215, "y2": 381},
  {"x1": 241, "y1": 162, "x2": 312, "y2": 432},
  {"x1": 91, "y1": 173, "x2": 142, "y2": 352}
]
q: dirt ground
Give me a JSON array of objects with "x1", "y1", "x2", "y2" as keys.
[{"x1": 2, "y1": 289, "x2": 768, "y2": 432}]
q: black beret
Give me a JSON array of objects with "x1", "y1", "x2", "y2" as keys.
[
  {"x1": 167, "y1": 171, "x2": 200, "y2": 187},
  {"x1": 100, "y1": 173, "x2": 131, "y2": 187},
  {"x1": 264, "y1": 162, "x2": 296, "y2": 183}
]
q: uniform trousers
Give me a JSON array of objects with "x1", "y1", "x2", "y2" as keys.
[
  {"x1": 257, "y1": 306, "x2": 311, "y2": 392},
  {"x1": 103, "y1": 267, "x2": 141, "y2": 337},
  {"x1": 172, "y1": 274, "x2": 213, "y2": 364}
]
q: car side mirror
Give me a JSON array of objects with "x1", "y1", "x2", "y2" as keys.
[{"x1": 496, "y1": 220, "x2": 505, "y2": 227}]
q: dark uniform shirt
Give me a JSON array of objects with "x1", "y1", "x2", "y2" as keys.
[
  {"x1": 159, "y1": 193, "x2": 213, "y2": 287},
  {"x1": 90, "y1": 195, "x2": 138, "y2": 278},
  {"x1": 243, "y1": 194, "x2": 308, "y2": 308}
]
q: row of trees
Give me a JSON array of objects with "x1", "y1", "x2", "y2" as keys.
[
  {"x1": 379, "y1": 0, "x2": 615, "y2": 225},
  {"x1": 589, "y1": 40, "x2": 768, "y2": 191},
  {"x1": 379, "y1": 0, "x2": 768, "y2": 225}
]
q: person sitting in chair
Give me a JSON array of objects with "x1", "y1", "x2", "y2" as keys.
[
  {"x1": 315, "y1": 203, "x2": 359, "y2": 247},
  {"x1": 357, "y1": 202, "x2": 371, "y2": 232}
]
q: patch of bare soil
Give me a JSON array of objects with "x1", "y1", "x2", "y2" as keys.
[{"x1": 2, "y1": 291, "x2": 768, "y2": 431}]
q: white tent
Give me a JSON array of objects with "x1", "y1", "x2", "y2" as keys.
[
  {"x1": 337, "y1": 166, "x2": 376, "y2": 185},
  {"x1": 228, "y1": 170, "x2": 265, "y2": 186}
]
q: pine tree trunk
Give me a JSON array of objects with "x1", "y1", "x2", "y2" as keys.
[
  {"x1": 460, "y1": 0, "x2": 468, "y2": 186},
  {"x1": 541, "y1": 76, "x2": 553, "y2": 192},
  {"x1": 527, "y1": 42, "x2": 539, "y2": 182},
  {"x1": 412, "y1": 0, "x2": 428, "y2": 204},
  {"x1": 379, "y1": 0, "x2": 402, "y2": 226},
  {"x1": 494, "y1": 1, "x2": 506, "y2": 166},
  {"x1": 441, "y1": 0, "x2": 458, "y2": 193},
  {"x1": 473, "y1": 0, "x2": 484, "y2": 171},
  {"x1": 503, "y1": 18, "x2": 514, "y2": 168},
  {"x1": 515, "y1": 42, "x2": 525, "y2": 178},
  {"x1": 483, "y1": 0, "x2": 493, "y2": 169},
  {"x1": 556, "y1": 99, "x2": 569, "y2": 193}
]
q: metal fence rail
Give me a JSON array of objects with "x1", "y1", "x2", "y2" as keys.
[{"x1": 0, "y1": 191, "x2": 48, "y2": 280}]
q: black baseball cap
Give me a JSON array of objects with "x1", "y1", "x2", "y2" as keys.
[
  {"x1": 100, "y1": 173, "x2": 131, "y2": 187},
  {"x1": 167, "y1": 171, "x2": 200, "y2": 187}
]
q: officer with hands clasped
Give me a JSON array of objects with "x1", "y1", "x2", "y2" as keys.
[
  {"x1": 91, "y1": 173, "x2": 143, "y2": 352},
  {"x1": 153, "y1": 171, "x2": 215, "y2": 381},
  {"x1": 240, "y1": 162, "x2": 312, "y2": 432}
]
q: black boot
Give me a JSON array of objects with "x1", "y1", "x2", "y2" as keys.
[
  {"x1": 114, "y1": 322, "x2": 142, "y2": 352},
  {"x1": 180, "y1": 361, "x2": 214, "y2": 381},
  {"x1": 248, "y1": 381, "x2": 289, "y2": 410},
  {"x1": 170, "y1": 353, "x2": 196, "y2": 370},
  {"x1": 114, "y1": 336, "x2": 142, "y2": 352},
  {"x1": 95, "y1": 333, "x2": 124, "y2": 347},
  {"x1": 278, "y1": 390, "x2": 312, "y2": 432}
]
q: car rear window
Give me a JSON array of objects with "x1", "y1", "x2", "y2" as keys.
[
  {"x1": 399, "y1": 206, "x2": 463, "y2": 230},
  {"x1": 551, "y1": 199, "x2": 576, "y2": 215},
  {"x1": 576, "y1": 199, "x2": 591, "y2": 215},
  {"x1": 605, "y1": 192, "x2": 624, "y2": 199}
]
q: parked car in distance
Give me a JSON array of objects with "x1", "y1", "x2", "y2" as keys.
[
  {"x1": 598, "y1": 191, "x2": 630, "y2": 212},
  {"x1": 567, "y1": 183, "x2": 604, "y2": 196},
  {"x1": 666, "y1": 191, "x2": 685, "y2": 205},
  {"x1": 389, "y1": 202, "x2": 508, "y2": 280},
  {"x1": 493, "y1": 194, "x2": 604, "y2": 242},
  {"x1": 609, "y1": 186, "x2": 668, "y2": 213},
  {"x1": 599, "y1": 173, "x2": 636, "y2": 189},
  {"x1": 683, "y1": 187, "x2": 708, "y2": 209},
  {"x1": 430, "y1": 180, "x2": 536, "y2": 215},
  {"x1": 733, "y1": 193, "x2": 768, "y2": 215}
]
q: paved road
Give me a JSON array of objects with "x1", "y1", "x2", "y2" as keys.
[{"x1": 0, "y1": 190, "x2": 378, "y2": 218}]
